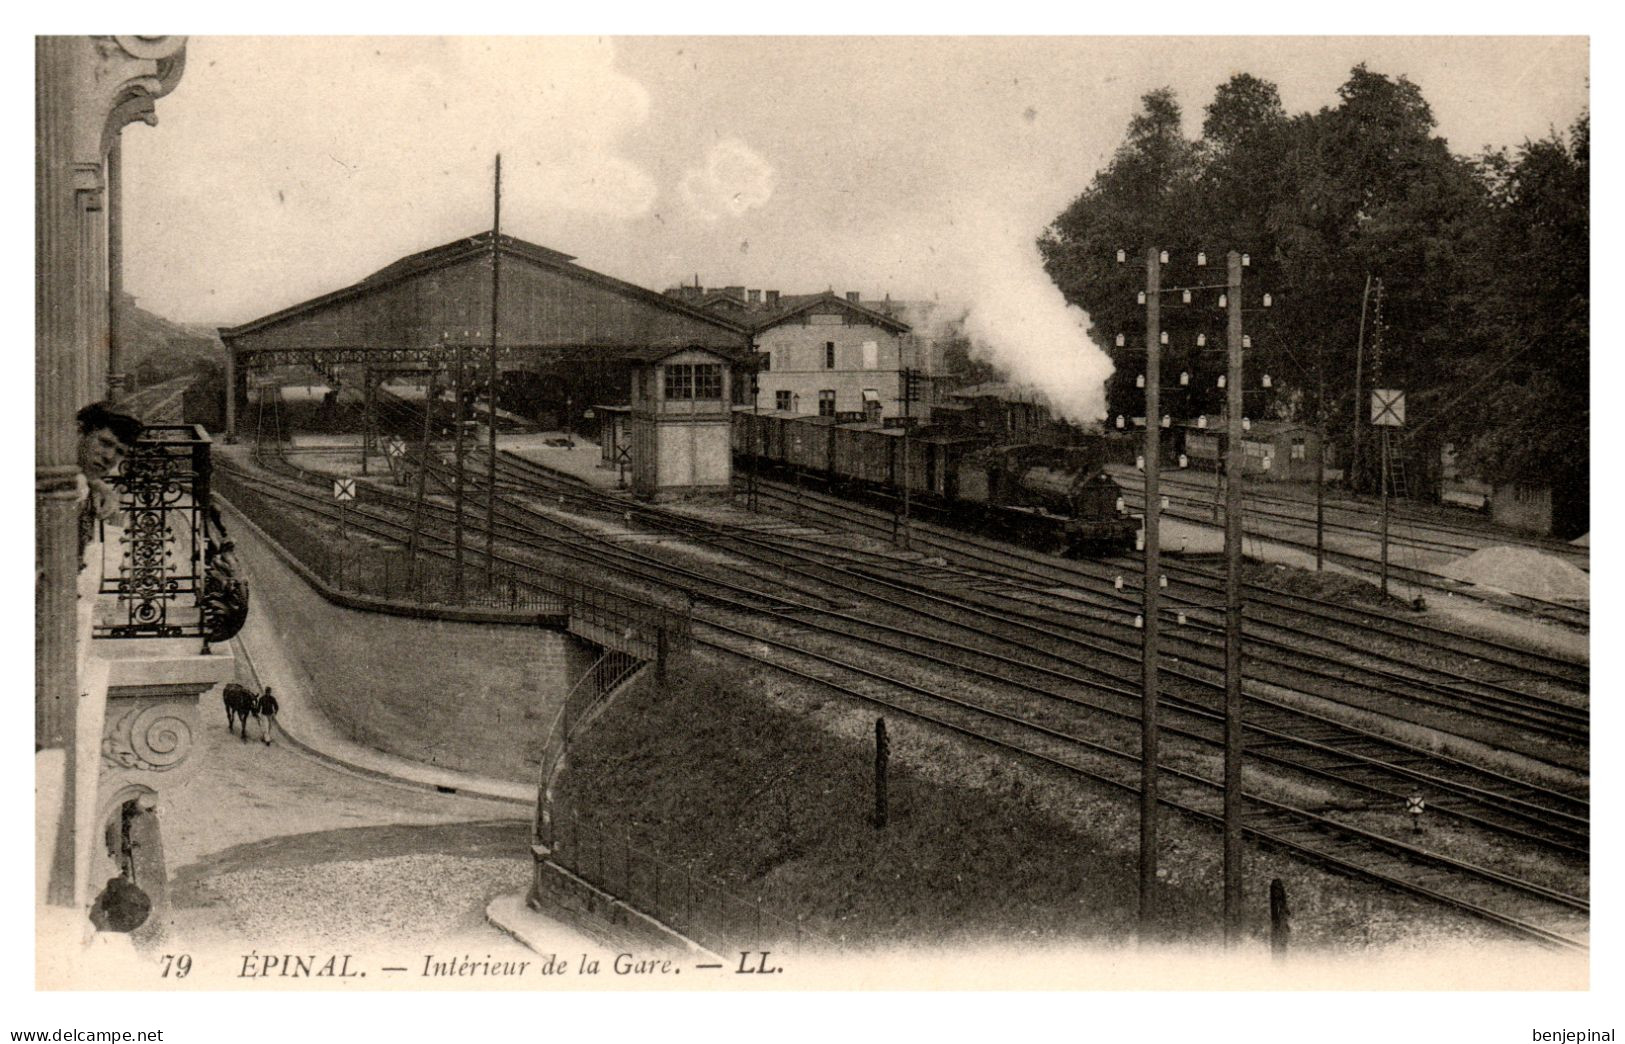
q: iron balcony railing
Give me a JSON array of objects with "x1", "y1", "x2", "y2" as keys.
[{"x1": 96, "y1": 424, "x2": 247, "y2": 645}]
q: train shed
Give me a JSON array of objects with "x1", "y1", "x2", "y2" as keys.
[{"x1": 218, "y1": 231, "x2": 753, "y2": 496}]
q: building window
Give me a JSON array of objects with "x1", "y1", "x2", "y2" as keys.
[
  {"x1": 862, "y1": 340, "x2": 878, "y2": 369},
  {"x1": 664, "y1": 365, "x2": 690, "y2": 400},
  {"x1": 1291, "y1": 437, "x2": 1306, "y2": 460},
  {"x1": 775, "y1": 390, "x2": 793, "y2": 411},
  {"x1": 825, "y1": 342, "x2": 836, "y2": 369},
  {"x1": 662, "y1": 363, "x2": 723, "y2": 400},
  {"x1": 759, "y1": 352, "x2": 771, "y2": 372},
  {"x1": 818, "y1": 390, "x2": 836, "y2": 416}
]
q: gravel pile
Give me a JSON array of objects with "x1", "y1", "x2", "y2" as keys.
[
  {"x1": 1438, "y1": 545, "x2": 1589, "y2": 602},
  {"x1": 205, "y1": 854, "x2": 529, "y2": 949}
]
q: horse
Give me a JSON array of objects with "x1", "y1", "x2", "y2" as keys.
[{"x1": 223, "y1": 682, "x2": 260, "y2": 742}]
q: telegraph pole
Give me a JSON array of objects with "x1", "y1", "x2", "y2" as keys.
[
  {"x1": 1315, "y1": 364, "x2": 1326, "y2": 571},
  {"x1": 407, "y1": 369, "x2": 437, "y2": 584},
  {"x1": 1222, "y1": 251, "x2": 1246, "y2": 944},
  {"x1": 1351, "y1": 274, "x2": 1373, "y2": 493},
  {"x1": 454, "y1": 342, "x2": 467, "y2": 603},
  {"x1": 900, "y1": 367, "x2": 914, "y2": 551},
  {"x1": 486, "y1": 153, "x2": 501, "y2": 584},
  {"x1": 361, "y1": 365, "x2": 374, "y2": 477},
  {"x1": 1139, "y1": 246, "x2": 1163, "y2": 937},
  {"x1": 1369, "y1": 285, "x2": 1390, "y2": 597}
]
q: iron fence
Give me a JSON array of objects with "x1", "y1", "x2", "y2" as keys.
[
  {"x1": 213, "y1": 467, "x2": 689, "y2": 658},
  {"x1": 546, "y1": 806, "x2": 834, "y2": 958}
]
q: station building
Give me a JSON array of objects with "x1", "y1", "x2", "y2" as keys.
[{"x1": 749, "y1": 292, "x2": 923, "y2": 423}]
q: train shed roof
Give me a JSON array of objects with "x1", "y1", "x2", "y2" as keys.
[{"x1": 220, "y1": 231, "x2": 752, "y2": 362}]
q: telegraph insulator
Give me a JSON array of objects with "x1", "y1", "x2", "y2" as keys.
[
  {"x1": 1159, "y1": 573, "x2": 1168, "y2": 587},
  {"x1": 1114, "y1": 575, "x2": 1124, "y2": 590},
  {"x1": 1116, "y1": 333, "x2": 1126, "y2": 347},
  {"x1": 1219, "y1": 294, "x2": 1228, "y2": 309},
  {"x1": 1262, "y1": 456, "x2": 1271, "y2": 469},
  {"x1": 1242, "y1": 417, "x2": 1251, "y2": 431},
  {"x1": 1242, "y1": 253, "x2": 1251, "y2": 267},
  {"x1": 1177, "y1": 612, "x2": 1188, "y2": 625},
  {"x1": 1197, "y1": 251, "x2": 1208, "y2": 267},
  {"x1": 1197, "y1": 333, "x2": 1207, "y2": 347},
  {"x1": 1116, "y1": 414, "x2": 1126, "y2": 429},
  {"x1": 1160, "y1": 331, "x2": 1169, "y2": 345},
  {"x1": 1161, "y1": 414, "x2": 1171, "y2": 428},
  {"x1": 1262, "y1": 374, "x2": 1273, "y2": 388},
  {"x1": 1159, "y1": 250, "x2": 1169, "y2": 263},
  {"x1": 1116, "y1": 498, "x2": 1126, "y2": 513},
  {"x1": 1160, "y1": 496, "x2": 1170, "y2": 510},
  {"x1": 1218, "y1": 374, "x2": 1227, "y2": 388},
  {"x1": 1136, "y1": 455, "x2": 1145, "y2": 471},
  {"x1": 1136, "y1": 374, "x2": 1145, "y2": 388},
  {"x1": 1263, "y1": 293, "x2": 1273, "y2": 307},
  {"x1": 1243, "y1": 335, "x2": 1252, "y2": 349},
  {"x1": 1198, "y1": 415, "x2": 1207, "y2": 429},
  {"x1": 1182, "y1": 289, "x2": 1192, "y2": 304},
  {"x1": 1117, "y1": 249, "x2": 1127, "y2": 263},
  {"x1": 1134, "y1": 614, "x2": 1144, "y2": 629},
  {"x1": 1178, "y1": 453, "x2": 1189, "y2": 468},
  {"x1": 1138, "y1": 291, "x2": 1147, "y2": 305},
  {"x1": 1180, "y1": 371, "x2": 1190, "y2": 386}
]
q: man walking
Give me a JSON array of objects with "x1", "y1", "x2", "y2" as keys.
[{"x1": 258, "y1": 686, "x2": 279, "y2": 745}]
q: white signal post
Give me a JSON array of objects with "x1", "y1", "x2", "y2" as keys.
[
  {"x1": 1371, "y1": 388, "x2": 1406, "y2": 597},
  {"x1": 332, "y1": 476, "x2": 355, "y2": 543}
]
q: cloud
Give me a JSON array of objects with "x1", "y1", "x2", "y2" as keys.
[
  {"x1": 121, "y1": 37, "x2": 659, "y2": 321},
  {"x1": 677, "y1": 140, "x2": 776, "y2": 221}
]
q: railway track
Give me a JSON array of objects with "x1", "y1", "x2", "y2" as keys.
[
  {"x1": 240, "y1": 426, "x2": 1586, "y2": 949},
  {"x1": 491, "y1": 452, "x2": 1588, "y2": 772},
  {"x1": 1115, "y1": 466, "x2": 1590, "y2": 569},
  {"x1": 1114, "y1": 484, "x2": 1589, "y2": 629},
  {"x1": 743, "y1": 473, "x2": 1588, "y2": 704}
]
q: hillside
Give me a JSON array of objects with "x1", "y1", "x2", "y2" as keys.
[{"x1": 121, "y1": 294, "x2": 226, "y2": 390}]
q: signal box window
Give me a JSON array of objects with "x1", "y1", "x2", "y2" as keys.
[
  {"x1": 663, "y1": 363, "x2": 723, "y2": 400},
  {"x1": 825, "y1": 342, "x2": 836, "y2": 369},
  {"x1": 775, "y1": 390, "x2": 793, "y2": 411},
  {"x1": 818, "y1": 390, "x2": 836, "y2": 416}
]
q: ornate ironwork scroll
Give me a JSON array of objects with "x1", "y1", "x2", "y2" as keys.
[{"x1": 96, "y1": 425, "x2": 215, "y2": 639}]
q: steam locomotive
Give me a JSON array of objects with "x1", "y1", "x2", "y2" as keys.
[{"x1": 732, "y1": 409, "x2": 1138, "y2": 555}]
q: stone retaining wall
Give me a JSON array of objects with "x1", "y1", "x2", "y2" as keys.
[{"x1": 223, "y1": 499, "x2": 598, "y2": 782}]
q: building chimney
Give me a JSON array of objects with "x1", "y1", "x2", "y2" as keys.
[
  {"x1": 846, "y1": 291, "x2": 860, "y2": 304},
  {"x1": 724, "y1": 285, "x2": 746, "y2": 303},
  {"x1": 766, "y1": 290, "x2": 780, "y2": 307},
  {"x1": 748, "y1": 289, "x2": 761, "y2": 304}
]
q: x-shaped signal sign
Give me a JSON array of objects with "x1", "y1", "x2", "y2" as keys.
[
  {"x1": 1370, "y1": 388, "x2": 1406, "y2": 427},
  {"x1": 333, "y1": 478, "x2": 357, "y2": 501}
]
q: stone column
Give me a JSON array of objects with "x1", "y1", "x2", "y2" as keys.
[
  {"x1": 106, "y1": 135, "x2": 125, "y2": 401},
  {"x1": 36, "y1": 35, "x2": 188, "y2": 907}
]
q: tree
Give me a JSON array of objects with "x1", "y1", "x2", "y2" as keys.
[
  {"x1": 1040, "y1": 65, "x2": 1585, "y2": 514},
  {"x1": 1451, "y1": 110, "x2": 1588, "y2": 524},
  {"x1": 1039, "y1": 88, "x2": 1199, "y2": 422}
]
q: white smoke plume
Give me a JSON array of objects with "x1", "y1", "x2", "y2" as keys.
[{"x1": 926, "y1": 207, "x2": 1113, "y2": 424}]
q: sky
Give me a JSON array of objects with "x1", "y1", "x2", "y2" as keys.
[
  {"x1": 116, "y1": 36, "x2": 1587, "y2": 421},
  {"x1": 122, "y1": 36, "x2": 1587, "y2": 327}
]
